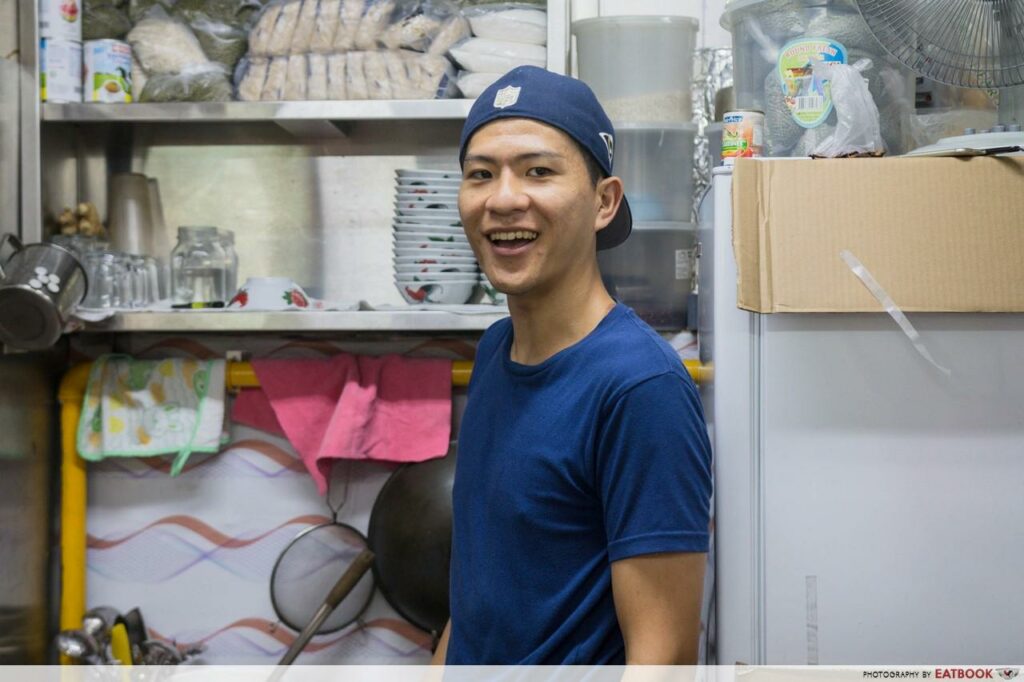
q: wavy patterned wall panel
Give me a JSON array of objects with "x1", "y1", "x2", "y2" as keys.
[{"x1": 77, "y1": 333, "x2": 478, "y2": 664}]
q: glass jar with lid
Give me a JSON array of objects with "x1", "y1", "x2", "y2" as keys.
[
  {"x1": 217, "y1": 228, "x2": 239, "y2": 296},
  {"x1": 170, "y1": 226, "x2": 229, "y2": 304}
]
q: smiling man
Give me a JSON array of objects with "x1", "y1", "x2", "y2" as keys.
[{"x1": 432, "y1": 66, "x2": 713, "y2": 665}]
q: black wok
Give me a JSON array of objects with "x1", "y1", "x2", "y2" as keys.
[{"x1": 368, "y1": 442, "x2": 455, "y2": 637}]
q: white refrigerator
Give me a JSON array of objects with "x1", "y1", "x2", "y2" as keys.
[{"x1": 699, "y1": 165, "x2": 1024, "y2": 664}]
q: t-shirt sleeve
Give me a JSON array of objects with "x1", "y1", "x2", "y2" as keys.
[{"x1": 596, "y1": 371, "x2": 713, "y2": 561}]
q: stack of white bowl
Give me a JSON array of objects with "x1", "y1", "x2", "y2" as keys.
[{"x1": 393, "y1": 169, "x2": 481, "y2": 305}]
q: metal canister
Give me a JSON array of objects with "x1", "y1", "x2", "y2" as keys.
[
  {"x1": 0, "y1": 234, "x2": 88, "y2": 350},
  {"x1": 722, "y1": 109, "x2": 765, "y2": 162}
]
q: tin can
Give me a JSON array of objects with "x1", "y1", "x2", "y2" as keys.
[
  {"x1": 40, "y1": 39, "x2": 83, "y2": 103},
  {"x1": 722, "y1": 109, "x2": 764, "y2": 162},
  {"x1": 39, "y1": 0, "x2": 82, "y2": 41},
  {"x1": 84, "y1": 40, "x2": 132, "y2": 103}
]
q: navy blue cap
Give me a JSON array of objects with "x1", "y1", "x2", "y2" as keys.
[{"x1": 458, "y1": 66, "x2": 632, "y2": 251}]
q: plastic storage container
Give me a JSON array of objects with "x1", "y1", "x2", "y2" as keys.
[
  {"x1": 705, "y1": 122, "x2": 725, "y2": 167},
  {"x1": 598, "y1": 222, "x2": 696, "y2": 330},
  {"x1": 721, "y1": 0, "x2": 914, "y2": 155},
  {"x1": 573, "y1": 16, "x2": 699, "y2": 124},
  {"x1": 615, "y1": 123, "x2": 697, "y2": 222}
]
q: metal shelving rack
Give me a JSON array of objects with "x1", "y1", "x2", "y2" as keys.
[
  {"x1": 40, "y1": 99, "x2": 477, "y2": 123},
  {"x1": 79, "y1": 309, "x2": 507, "y2": 332},
  {"x1": 18, "y1": 1, "x2": 568, "y2": 333}
]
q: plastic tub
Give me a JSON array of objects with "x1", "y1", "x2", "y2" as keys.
[
  {"x1": 598, "y1": 222, "x2": 696, "y2": 330},
  {"x1": 574, "y1": 16, "x2": 699, "y2": 124},
  {"x1": 705, "y1": 122, "x2": 725, "y2": 167},
  {"x1": 721, "y1": 0, "x2": 914, "y2": 155},
  {"x1": 615, "y1": 122, "x2": 697, "y2": 222}
]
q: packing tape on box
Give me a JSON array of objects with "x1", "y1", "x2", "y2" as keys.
[{"x1": 840, "y1": 250, "x2": 952, "y2": 377}]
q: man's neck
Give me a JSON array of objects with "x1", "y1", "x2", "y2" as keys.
[{"x1": 506, "y1": 269, "x2": 616, "y2": 366}]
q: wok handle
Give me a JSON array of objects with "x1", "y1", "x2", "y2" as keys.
[
  {"x1": 0, "y1": 233, "x2": 23, "y2": 280},
  {"x1": 276, "y1": 549, "x2": 375, "y2": 667}
]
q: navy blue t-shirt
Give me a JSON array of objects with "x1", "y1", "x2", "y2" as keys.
[{"x1": 447, "y1": 303, "x2": 713, "y2": 664}]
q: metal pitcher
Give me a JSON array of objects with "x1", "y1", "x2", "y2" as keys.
[{"x1": 0, "y1": 234, "x2": 88, "y2": 350}]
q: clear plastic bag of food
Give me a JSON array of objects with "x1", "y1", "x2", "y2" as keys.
[
  {"x1": 332, "y1": 0, "x2": 365, "y2": 51},
  {"x1": 187, "y1": 14, "x2": 250, "y2": 69},
  {"x1": 379, "y1": 0, "x2": 461, "y2": 52},
  {"x1": 462, "y1": 3, "x2": 546, "y2": 46},
  {"x1": 364, "y1": 50, "x2": 393, "y2": 98},
  {"x1": 345, "y1": 50, "x2": 370, "y2": 98},
  {"x1": 129, "y1": 0, "x2": 176, "y2": 24},
  {"x1": 428, "y1": 14, "x2": 469, "y2": 55},
  {"x1": 171, "y1": 0, "x2": 264, "y2": 69},
  {"x1": 248, "y1": 1, "x2": 283, "y2": 56},
  {"x1": 402, "y1": 50, "x2": 457, "y2": 98},
  {"x1": 234, "y1": 55, "x2": 269, "y2": 100},
  {"x1": 127, "y1": 6, "x2": 216, "y2": 75},
  {"x1": 84, "y1": 0, "x2": 133, "y2": 40},
  {"x1": 448, "y1": 36, "x2": 545, "y2": 73},
  {"x1": 355, "y1": 0, "x2": 397, "y2": 50},
  {"x1": 810, "y1": 59, "x2": 885, "y2": 157},
  {"x1": 283, "y1": 53, "x2": 309, "y2": 99},
  {"x1": 307, "y1": 52, "x2": 329, "y2": 99},
  {"x1": 289, "y1": 0, "x2": 320, "y2": 53},
  {"x1": 327, "y1": 52, "x2": 348, "y2": 98},
  {"x1": 139, "y1": 64, "x2": 234, "y2": 101},
  {"x1": 260, "y1": 55, "x2": 289, "y2": 99},
  {"x1": 266, "y1": 0, "x2": 302, "y2": 56}
]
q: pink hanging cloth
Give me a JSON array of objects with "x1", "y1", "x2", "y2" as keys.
[{"x1": 232, "y1": 354, "x2": 452, "y2": 494}]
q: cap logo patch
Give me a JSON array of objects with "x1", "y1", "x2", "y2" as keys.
[
  {"x1": 493, "y1": 85, "x2": 521, "y2": 109},
  {"x1": 599, "y1": 132, "x2": 615, "y2": 165}
]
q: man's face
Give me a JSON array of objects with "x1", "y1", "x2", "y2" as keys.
[{"x1": 459, "y1": 118, "x2": 615, "y2": 301}]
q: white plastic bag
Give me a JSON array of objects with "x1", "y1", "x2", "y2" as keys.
[
  {"x1": 810, "y1": 59, "x2": 885, "y2": 157},
  {"x1": 464, "y1": 5, "x2": 546, "y2": 46},
  {"x1": 448, "y1": 36, "x2": 545, "y2": 73},
  {"x1": 127, "y1": 9, "x2": 213, "y2": 75},
  {"x1": 456, "y1": 70, "x2": 501, "y2": 98}
]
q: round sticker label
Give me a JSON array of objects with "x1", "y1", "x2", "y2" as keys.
[{"x1": 777, "y1": 38, "x2": 847, "y2": 129}]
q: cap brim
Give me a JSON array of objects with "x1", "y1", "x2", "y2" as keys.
[{"x1": 596, "y1": 196, "x2": 632, "y2": 251}]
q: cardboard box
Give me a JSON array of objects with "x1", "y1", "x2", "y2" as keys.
[{"x1": 731, "y1": 156, "x2": 1024, "y2": 313}]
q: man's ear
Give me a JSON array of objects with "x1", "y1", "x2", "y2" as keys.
[{"x1": 594, "y1": 176, "x2": 625, "y2": 232}]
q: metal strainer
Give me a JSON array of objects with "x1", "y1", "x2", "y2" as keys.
[{"x1": 269, "y1": 472, "x2": 376, "y2": 638}]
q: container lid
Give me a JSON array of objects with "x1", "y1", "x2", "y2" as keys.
[
  {"x1": 613, "y1": 121, "x2": 699, "y2": 133},
  {"x1": 721, "y1": 0, "x2": 830, "y2": 28},
  {"x1": 0, "y1": 286, "x2": 62, "y2": 351},
  {"x1": 631, "y1": 221, "x2": 696, "y2": 232},
  {"x1": 573, "y1": 15, "x2": 700, "y2": 33}
]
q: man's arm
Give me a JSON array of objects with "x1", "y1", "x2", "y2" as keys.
[
  {"x1": 611, "y1": 551, "x2": 706, "y2": 664},
  {"x1": 430, "y1": 619, "x2": 451, "y2": 665}
]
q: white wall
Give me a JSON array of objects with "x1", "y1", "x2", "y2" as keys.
[
  {"x1": 572, "y1": 0, "x2": 731, "y2": 49},
  {"x1": 0, "y1": 1, "x2": 16, "y2": 58}
]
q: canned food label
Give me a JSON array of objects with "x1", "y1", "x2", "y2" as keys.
[
  {"x1": 777, "y1": 38, "x2": 847, "y2": 128},
  {"x1": 722, "y1": 111, "x2": 765, "y2": 160},
  {"x1": 84, "y1": 40, "x2": 133, "y2": 103}
]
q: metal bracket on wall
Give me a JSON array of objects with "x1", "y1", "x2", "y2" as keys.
[{"x1": 274, "y1": 120, "x2": 350, "y2": 139}]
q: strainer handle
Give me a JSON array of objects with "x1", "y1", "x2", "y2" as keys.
[
  {"x1": 0, "y1": 233, "x2": 23, "y2": 280},
  {"x1": 276, "y1": 548, "x2": 375, "y2": 668}
]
